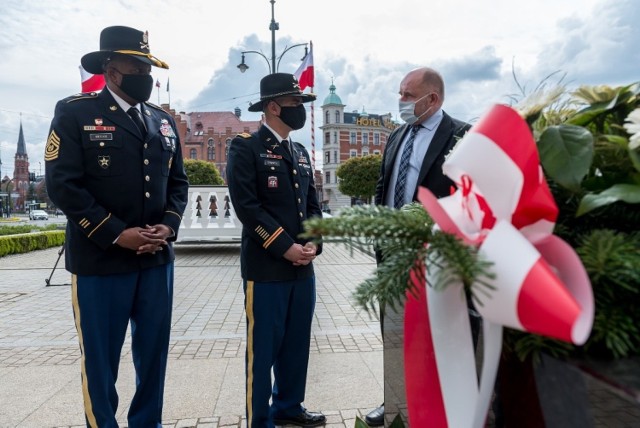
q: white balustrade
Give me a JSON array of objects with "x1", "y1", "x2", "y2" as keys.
[{"x1": 177, "y1": 186, "x2": 242, "y2": 243}]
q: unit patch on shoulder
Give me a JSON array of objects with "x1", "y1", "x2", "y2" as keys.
[
  {"x1": 237, "y1": 132, "x2": 252, "y2": 139},
  {"x1": 44, "y1": 130, "x2": 61, "y2": 161}
]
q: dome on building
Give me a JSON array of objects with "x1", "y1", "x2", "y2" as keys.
[{"x1": 323, "y1": 83, "x2": 343, "y2": 106}]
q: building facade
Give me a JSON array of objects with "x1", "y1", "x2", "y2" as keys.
[
  {"x1": 320, "y1": 83, "x2": 399, "y2": 214},
  {"x1": 164, "y1": 106, "x2": 262, "y2": 184}
]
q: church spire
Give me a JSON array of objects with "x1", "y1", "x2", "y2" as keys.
[{"x1": 17, "y1": 116, "x2": 27, "y2": 156}]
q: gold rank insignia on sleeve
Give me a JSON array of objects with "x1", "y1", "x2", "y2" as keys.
[
  {"x1": 263, "y1": 226, "x2": 284, "y2": 249},
  {"x1": 255, "y1": 225, "x2": 270, "y2": 240},
  {"x1": 238, "y1": 132, "x2": 252, "y2": 139},
  {"x1": 44, "y1": 130, "x2": 61, "y2": 161}
]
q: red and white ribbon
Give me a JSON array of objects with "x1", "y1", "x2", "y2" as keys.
[{"x1": 404, "y1": 104, "x2": 594, "y2": 428}]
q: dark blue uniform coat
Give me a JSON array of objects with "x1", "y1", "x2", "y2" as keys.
[
  {"x1": 45, "y1": 90, "x2": 189, "y2": 275},
  {"x1": 227, "y1": 126, "x2": 323, "y2": 280}
]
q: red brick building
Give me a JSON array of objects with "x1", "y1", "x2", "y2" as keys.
[{"x1": 163, "y1": 105, "x2": 262, "y2": 184}]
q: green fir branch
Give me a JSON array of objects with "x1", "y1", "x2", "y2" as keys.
[{"x1": 303, "y1": 203, "x2": 493, "y2": 314}]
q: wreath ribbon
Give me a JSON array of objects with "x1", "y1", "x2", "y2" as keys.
[{"x1": 404, "y1": 104, "x2": 594, "y2": 427}]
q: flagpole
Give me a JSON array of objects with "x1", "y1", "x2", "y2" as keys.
[
  {"x1": 293, "y1": 40, "x2": 315, "y2": 170},
  {"x1": 310, "y1": 94, "x2": 315, "y2": 171},
  {"x1": 167, "y1": 78, "x2": 171, "y2": 106}
]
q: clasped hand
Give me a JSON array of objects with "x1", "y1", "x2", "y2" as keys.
[
  {"x1": 284, "y1": 242, "x2": 317, "y2": 266},
  {"x1": 116, "y1": 224, "x2": 172, "y2": 255}
]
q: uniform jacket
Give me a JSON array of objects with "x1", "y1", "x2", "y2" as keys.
[
  {"x1": 45, "y1": 90, "x2": 189, "y2": 276},
  {"x1": 375, "y1": 111, "x2": 471, "y2": 205},
  {"x1": 227, "y1": 125, "x2": 323, "y2": 282}
]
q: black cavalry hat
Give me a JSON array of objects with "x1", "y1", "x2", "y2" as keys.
[
  {"x1": 248, "y1": 73, "x2": 316, "y2": 112},
  {"x1": 81, "y1": 25, "x2": 169, "y2": 74}
]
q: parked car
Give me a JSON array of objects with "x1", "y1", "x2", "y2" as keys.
[{"x1": 29, "y1": 209, "x2": 49, "y2": 220}]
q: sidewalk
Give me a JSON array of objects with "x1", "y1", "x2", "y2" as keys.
[{"x1": 0, "y1": 243, "x2": 382, "y2": 427}]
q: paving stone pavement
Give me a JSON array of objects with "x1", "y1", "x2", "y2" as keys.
[
  {"x1": 0, "y1": 243, "x2": 383, "y2": 427},
  {"x1": 2, "y1": 240, "x2": 638, "y2": 427}
]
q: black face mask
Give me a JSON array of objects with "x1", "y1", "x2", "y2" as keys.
[
  {"x1": 117, "y1": 73, "x2": 154, "y2": 103},
  {"x1": 277, "y1": 104, "x2": 306, "y2": 130}
]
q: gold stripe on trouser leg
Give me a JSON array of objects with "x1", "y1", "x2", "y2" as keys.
[
  {"x1": 246, "y1": 280, "x2": 255, "y2": 427},
  {"x1": 72, "y1": 274, "x2": 98, "y2": 428}
]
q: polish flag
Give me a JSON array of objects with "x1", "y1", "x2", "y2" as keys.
[
  {"x1": 79, "y1": 65, "x2": 105, "y2": 92},
  {"x1": 294, "y1": 41, "x2": 314, "y2": 90}
]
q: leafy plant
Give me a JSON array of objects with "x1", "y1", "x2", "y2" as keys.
[
  {"x1": 183, "y1": 159, "x2": 224, "y2": 185},
  {"x1": 336, "y1": 154, "x2": 382, "y2": 204}
]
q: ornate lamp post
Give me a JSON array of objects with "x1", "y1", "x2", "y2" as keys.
[{"x1": 237, "y1": 0, "x2": 308, "y2": 74}]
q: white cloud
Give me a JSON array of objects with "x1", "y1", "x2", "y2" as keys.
[{"x1": 535, "y1": 0, "x2": 640, "y2": 85}]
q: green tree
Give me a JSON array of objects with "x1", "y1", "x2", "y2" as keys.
[
  {"x1": 183, "y1": 159, "x2": 224, "y2": 185},
  {"x1": 336, "y1": 154, "x2": 382, "y2": 204}
]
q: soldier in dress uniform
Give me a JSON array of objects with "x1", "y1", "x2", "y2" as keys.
[
  {"x1": 227, "y1": 73, "x2": 326, "y2": 428},
  {"x1": 44, "y1": 26, "x2": 189, "y2": 427}
]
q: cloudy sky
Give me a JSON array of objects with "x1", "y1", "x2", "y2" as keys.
[{"x1": 0, "y1": 0, "x2": 638, "y2": 176}]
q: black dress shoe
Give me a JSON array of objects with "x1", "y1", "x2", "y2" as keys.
[
  {"x1": 273, "y1": 408, "x2": 326, "y2": 427},
  {"x1": 364, "y1": 404, "x2": 384, "y2": 426}
]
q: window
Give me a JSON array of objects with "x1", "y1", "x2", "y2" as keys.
[
  {"x1": 333, "y1": 150, "x2": 338, "y2": 164},
  {"x1": 325, "y1": 151, "x2": 330, "y2": 164},
  {"x1": 325, "y1": 110, "x2": 330, "y2": 124},
  {"x1": 374, "y1": 150, "x2": 381, "y2": 155},
  {"x1": 374, "y1": 133, "x2": 380, "y2": 145},
  {"x1": 362, "y1": 132, "x2": 369, "y2": 146},
  {"x1": 335, "y1": 111, "x2": 340, "y2": 123},
  {"x1": 350, "y1": 132, "x2": 356, "y2": 145},
  {"x1": 207, "y1": 139, "x2": 215, "y2": 160},
  {"x1": 325, "y1": 132, "x2": 330, "y2": 145},
  {"x1": 225, "y1": 138, "x2": 231, "y2": 159},
  {"x1": 190, "y1": 149, "x2": 197, "y2": 159},
  {"x1": 325, "y1": 171, "x2": 331, "y2": 184},
  {"x1": 333, "y1": 131, "x2": 337, "y2": 144},
  {"x1": 350, "y1": 150, "x2": 357, "y2": 158},
  {"x1": 362, "y1": 148, "x2": 369, "y2": 156}
]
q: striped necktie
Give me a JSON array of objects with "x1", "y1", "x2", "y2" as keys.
[{"x1": 393, "y1": 125, "x2": 421, "y2": 209}]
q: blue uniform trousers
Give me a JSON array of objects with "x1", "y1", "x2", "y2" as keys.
[
  {"x1": 244, "y1": 277, "x2": 316, "y2": 428},
  {"x1": 71, "y1": 263, "x2": 174, "y2": 428}
]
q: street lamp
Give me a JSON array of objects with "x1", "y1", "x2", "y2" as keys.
[{"x1": 237, "y1": 0, "x2": 308, "y2": 74}]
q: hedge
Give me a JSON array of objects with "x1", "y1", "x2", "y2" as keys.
[{"x1": 0, "y1": 231, "x2": 65, "y2": 258}]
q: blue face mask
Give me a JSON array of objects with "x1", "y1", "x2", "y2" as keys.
[{"x1": 399, "y1": 93, "x2": 433, "y2": 125}]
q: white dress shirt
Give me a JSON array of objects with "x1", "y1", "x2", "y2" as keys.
[{"x1": 385, "y1": 109, "x2": 444, "y2": 207}]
